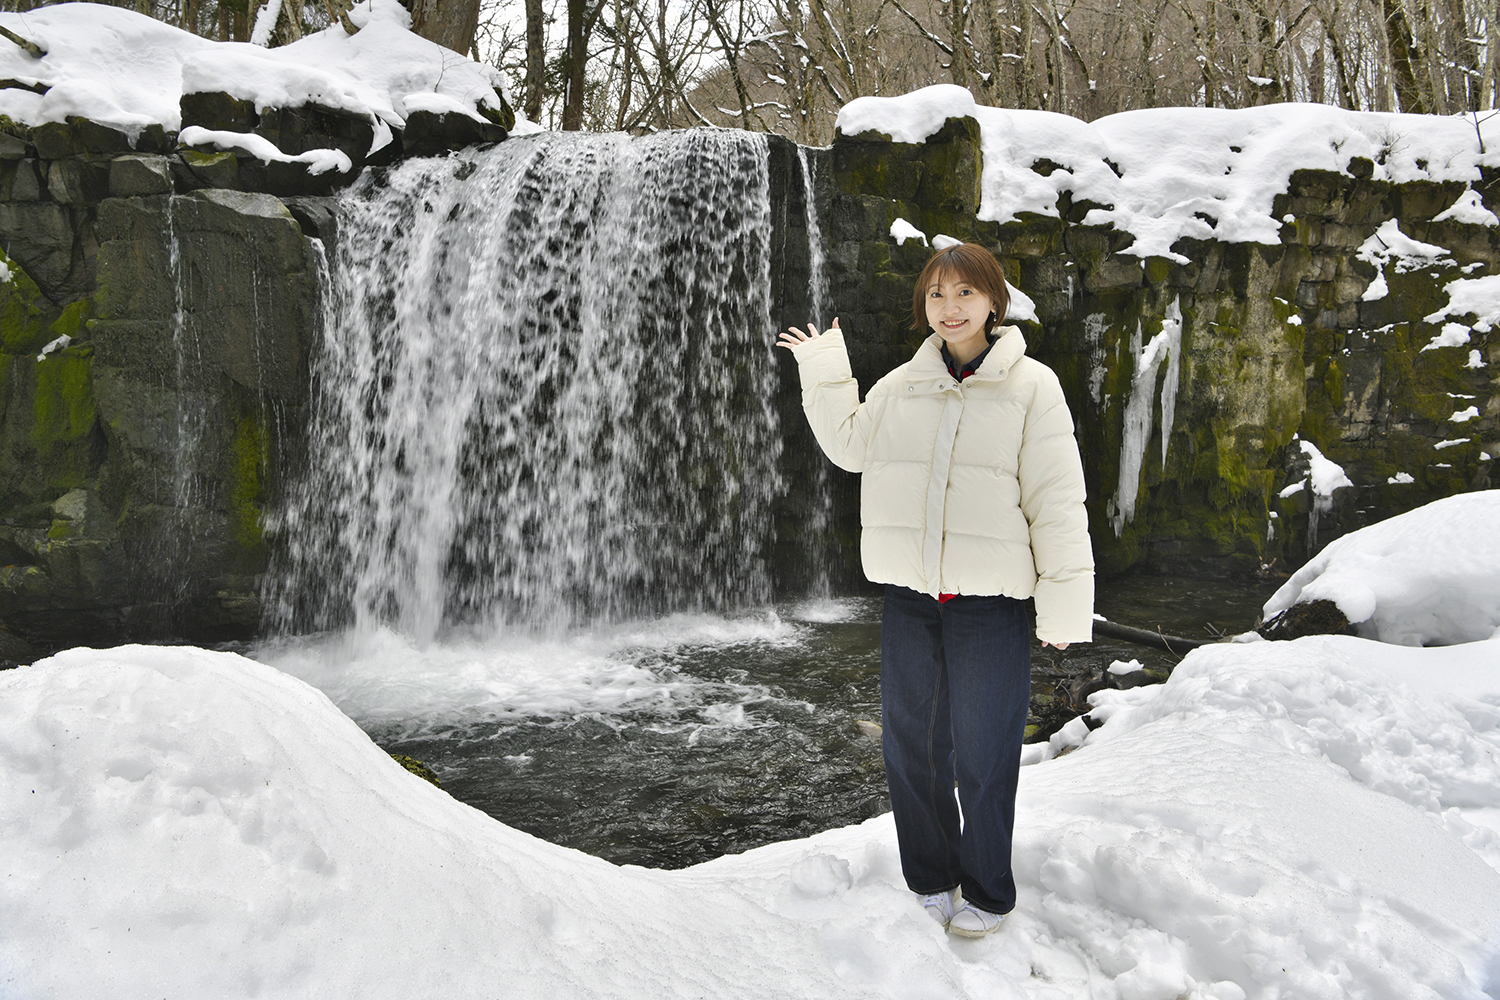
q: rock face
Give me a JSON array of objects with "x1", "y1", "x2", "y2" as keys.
[
  {"x1": 1, "y1": 108, "x2": 1496, "y2": 651},
  {"x1": 1, "y1": 185, "x2": 319, "y2": 644},
  {"x1": 819, "y1": 117, "x2": 1497, "y2": 578},
  {"x1": 0, "y1": 106, "x2": 512, "y2": 651}
]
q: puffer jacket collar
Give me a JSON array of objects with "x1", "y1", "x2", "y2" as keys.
[{"x1": 907, "y1": 326, "x2": 1027, "y2": 391}]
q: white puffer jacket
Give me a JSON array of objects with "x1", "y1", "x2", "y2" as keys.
[{"x1": 791, "y1": 325, "x2": 1094, "y2": 643}]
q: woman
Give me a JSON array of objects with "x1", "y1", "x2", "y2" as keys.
[{"x1": 778, "y1": 243, "x2": 1093, "y2": 937}]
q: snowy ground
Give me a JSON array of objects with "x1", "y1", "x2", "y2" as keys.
[{"x1": 4, "y1": 498, "x2": 1499, "y2": 999}]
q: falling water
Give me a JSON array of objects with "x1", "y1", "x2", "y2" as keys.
[
  {"x1": 267, "y1": 130, "x2": 784, "y2": 641},
  {"x1": 795, "y1": 146, "x2": 827, "y2": 329},
  {"x1": 793, "y1": 144, "x2": 834, "y2": 598}
]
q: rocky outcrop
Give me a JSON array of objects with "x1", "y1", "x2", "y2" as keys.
[
  {"x1": 2, "y1": 106, "x2": 1495, "y2": 651},
  {"x1": 818, "y1": 118, "x2": 1498, "y2": 577},
  {"x1": 0, "y1": 95, "x2": 513, "y2": 651}
]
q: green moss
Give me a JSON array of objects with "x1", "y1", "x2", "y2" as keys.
[
  {"x1": 33, "y1": 346, "x2": 96, "y2": 443},
  {"x1": 227, "y1": 415, "x2": 269, "y2": 564},
  {"x1": 1, "y1": 252, "x2": 56, "y2": 356},
  {"x1": 48, "y1": 298, "x2": 94, "y2": 342},
  {"x1": 390, "y1": 754, "x2": 443, "y2": 788},
  {"x1": 181, "y1": 149, "x2": 236, "y2": 169},
  {"x1": 46, "y1": 518, "x2": 78, "y2": 541},
  {"x1": 1143, "y1": 257, "x2": 1174, "y2": 285},
  {"x1": 0, "y1": 114, "x2": 29, "y2": 141},
  {"x1": 30, "y1": 345, "x2": 99, "y2": 492}
]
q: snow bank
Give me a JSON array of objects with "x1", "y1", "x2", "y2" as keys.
[
  {"x1": 1264, "y1": 491, "x2": 1500, "y2": 645},
  {"x1": 0, "y1": 0, "x2": 514, "y2": 137},
  {"x1": 5, "y1": 632, "x2": 1499, "y2": 998},
  {"x1": 836, "y1": 87, "x2": 1500, "y2": 261},
  {"x1": 0, "y1": 645, "x2": 874, "y2": 1000}
]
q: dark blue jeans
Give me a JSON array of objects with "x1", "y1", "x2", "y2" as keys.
[{"x1": 881, "y1": 585, "x2": 1031, "y2": 915}]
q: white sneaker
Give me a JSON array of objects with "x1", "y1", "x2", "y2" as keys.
[
  {"x1": 918, "y1": 889, "x2": 957, "y2": 927},
  {"x1": 948, "y1": 902, "x2": 1005, "y2": 938}
]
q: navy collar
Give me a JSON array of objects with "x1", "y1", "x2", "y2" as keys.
[{"x1": 941, "y1": 331, "x2": 999, "y2": 382}]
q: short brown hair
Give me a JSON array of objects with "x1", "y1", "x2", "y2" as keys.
[{"x1": 910, "y1": 243, "x2": 1011, "y2": 336}]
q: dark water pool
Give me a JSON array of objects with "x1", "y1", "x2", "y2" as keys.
[{"x1": 355, "y1": 572, "x2": 1277, "y2": 869}]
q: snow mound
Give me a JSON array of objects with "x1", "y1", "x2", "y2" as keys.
[
  {"x1": 1263, "y1": 491, "x2": 1500, "y2": 645},
  {"x1": 0, "y1": 0, "x2": 513, "y2": 136},
  {"x1": 835, "y1": 86, "x2": 1500, "y2": 261},
  {"x1": 5, "y1": 635, "x2": 1500, "y2": 998},
  {"x1": 0, "y1": 645, "x2": 874, "y2": 999}
]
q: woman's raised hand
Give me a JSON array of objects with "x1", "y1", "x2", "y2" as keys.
[{"x1": 777, "y1": 317, "x2": 839, "y2": 350}]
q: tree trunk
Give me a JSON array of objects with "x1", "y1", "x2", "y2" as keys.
[
  {"x1": 561, "y1": 0, "x2": 590, "y2": 130},
  {"x1": 412, "y1": 0, "x2": 482, "y2": 56},
  {"x1": 1380, "y1": 0, "x2": 1428, "y2": 112},
  {"x1": 947, "y1": 0, "x2": 968, "y2": 87},
  {"x1": 524, "y1": 0, "x2": 545, "y2": 122}
]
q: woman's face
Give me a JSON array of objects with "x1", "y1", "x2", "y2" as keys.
[{"x1": 924, "y1": 273, "x2": 993, "y2": 363}]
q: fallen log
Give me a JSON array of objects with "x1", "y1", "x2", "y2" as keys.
[
  {"x1": 1092, "y1": 619, "x2": 1216, "y2": 653},
  {"x1": 0, "y1": 25, "x2": 46, "y2": 59}
]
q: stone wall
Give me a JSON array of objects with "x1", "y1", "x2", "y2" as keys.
[
  {"x1": 820, "y1": 117, "x2": 1498, "y2": 579},
  {"x1": 0, "y1": 105, "x2": 497, "y2": 657}
]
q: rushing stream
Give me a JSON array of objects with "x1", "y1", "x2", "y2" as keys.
[
  {"x1": 257, "y1": 127, "x2": 1282, "y2": 869},
  {"x1": 254, "y1": 573, "x2": 1276, "y2": 869}
]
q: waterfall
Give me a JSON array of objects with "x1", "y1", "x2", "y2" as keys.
[
  {"x1": 268, "y1": 130, "x2": 784, "y2": 640},
  {"x1": 795, "y1": 146, "x2": 826, "y2": 329}
]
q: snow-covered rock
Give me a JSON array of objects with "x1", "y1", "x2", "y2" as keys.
[{"x1": 1263, "y1": 491, "x2": 1500, "y2": 645}]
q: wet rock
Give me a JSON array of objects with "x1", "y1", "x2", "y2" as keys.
[
  {"x1": 0, "y1": 624, "x2": 36, "y2": 667},
  {"x1": 172, "y1": 149, "x2": 242, "y2": 191},
  {"x1": 2, "y1": 158, "x2": 42, "y2": 201},
  {"x1": 281, "y1": 195, "x2": 339, "y2": 245},
  {"x1": 401, "y1": 109, "x2": 506, "y2": 158},
  {"x1": 0, "y1": 202, "x2": 79, "y2": 300},
  {"x1": 1256, "y1": 599, "x2": 1353, "y2": 640},
  {"x1": 46, "y1": 157, "x2": 111, "y2": 205},
  {"x1": 180, "y1": 91, "x2": 258, "y2": 134},
  {"x1": 109, "y1": 154, "x2": 172, "y2": 198}
]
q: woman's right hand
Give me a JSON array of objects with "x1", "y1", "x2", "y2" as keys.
[{"x1": 777, "y1": 317, "x2": 839, "y2": 350}]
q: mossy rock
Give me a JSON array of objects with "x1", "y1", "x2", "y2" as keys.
[
  {"x1": 1, "y1": 252, "x2": 58, "y2": 356},
  {"x1": 32, "y1": 344, "x2": 102, "y2": 491},
  {"x1": 1257, "y1": 598, "x2": 1353, "y2": 640},
  {"x1": 225, "y1": 412, "x2": 269, "y2": 571},
  {"x1": 390, "y1": 754, "x2": 443, "y2": 788}
]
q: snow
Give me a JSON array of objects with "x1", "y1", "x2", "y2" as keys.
[
  {"x1": 1357, "y1": 218, "x2": 1454, "y2": 271},
  {"x1": 34, "y1": 333, "x2": 69, "y2": 361},
  {"x1": 1425, "y1": 322, "x2": 1475, "y2": 350},
  {"x1": 0, "y1": 0, "x2": 519, "y2": 141},
  {"x1": 890, "y1": 217, "x2": 927, "y2": 246},
  {"x1": 1357, "y1": 219, "x2": 1456, "y2": 302},
  {"x1": 179, "y1": 125, "x2": 351, "y2": 173},
  {"x1": 931, "y1": 233, "x2": 963, "y2": 250},
  {"x1": 836, "y1": 86, "x2": 1500, "y2": 261},
  {"x1": 1434, "y1": 188, "x2": 1500, "y2": 226},
  {"x1": 1428, "y1": 274, "x2": 1500, "y2": 334},
  {"x1": 5, "y1": 620, "x2": 1498, "y2": 998},
  {"x1": 1452, "y1": 406, "x2": 1480, "y2": 422},
  {"x1": 1299, "y1": 438, "x2": 1353, "y2": 501},
  {"x1": 1263, "y1": 490, "x2": 1500, "y2": 645},
  {"x1": 1388, "y1": 472, "x2": 1416, "y2": 484}
]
